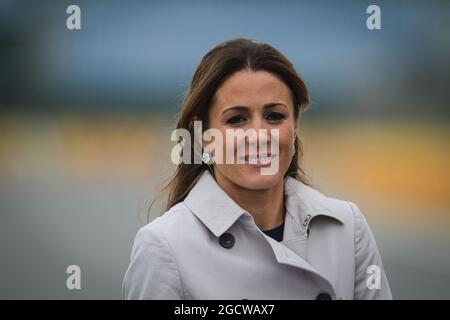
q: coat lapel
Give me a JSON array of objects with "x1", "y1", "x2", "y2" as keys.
[{"x1": 183, "y1": 170, "x2": 346, "y2": 298}]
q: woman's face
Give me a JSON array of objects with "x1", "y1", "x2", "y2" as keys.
[{"x1": 206, "y1": 69, "x2": 297, "y2": 191}]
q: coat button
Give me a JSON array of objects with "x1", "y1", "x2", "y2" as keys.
[
  {"x1": 219, "y1": 232, "x2": 235, "y2": 249},
  {"x1": 316, "y1": 292, "x2": 332, "y2": 300}
]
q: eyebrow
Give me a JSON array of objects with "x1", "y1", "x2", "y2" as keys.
[{"x1": 221, "y1": 102, "x2": 288, "y2": 115}]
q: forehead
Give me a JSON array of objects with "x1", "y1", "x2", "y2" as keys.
[{"x1": 212, "y1": 69, "x2": 293, "y2": 109}]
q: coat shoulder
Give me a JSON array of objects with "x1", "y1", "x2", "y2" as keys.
[
  {"x1": 299, "y1": 182, "x2": 359, "y2": 225},
  {"x1": 135, "y1": 202, "x2": 200, "y2": 243}
]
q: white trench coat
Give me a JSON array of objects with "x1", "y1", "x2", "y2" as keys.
[{"x1": 123, "y1": 170, "x2": 392, "y2": 299}]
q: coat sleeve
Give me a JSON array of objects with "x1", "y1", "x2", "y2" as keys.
[
  {"x1": 122, "y1": 224, "x2": 185, "y2": 299},
  {"x1": 349, "y1": 201, "x2": 393, "y2": 300}
]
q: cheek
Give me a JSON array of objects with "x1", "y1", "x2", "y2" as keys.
[
  {"x1": 281, "y1": 132, "x2": 293, "y2": 150},
  {"x1": 274, "y1": 125, "x2": 295, "y2": 153}
]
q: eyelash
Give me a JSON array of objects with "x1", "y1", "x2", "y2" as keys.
[{"x1": 226, "y1": 112, "x2": 287, "y2": 124}]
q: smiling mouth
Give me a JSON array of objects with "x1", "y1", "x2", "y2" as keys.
[{"x1": 238, "y1": 153, "x2": 277, "y2": 166}]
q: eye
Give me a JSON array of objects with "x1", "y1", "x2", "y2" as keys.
[
  {"x1": 227, "y1": 115, "x2": 247, "y2": 124},
  {"x1": 266, "y1": 112, "x2": 286, "y2": 121}
]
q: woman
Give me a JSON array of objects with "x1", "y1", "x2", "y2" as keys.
[{"x1": 122, "y1": 38, "x2": 392, "y2": 300}]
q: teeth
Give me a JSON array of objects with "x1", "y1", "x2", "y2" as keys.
[{"x1": 239, "y1": 154, "x2": 276, "y2": 163}]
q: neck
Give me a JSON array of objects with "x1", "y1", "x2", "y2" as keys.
[{"x1": 214, "y1": 174, "x2": 286, "y2": 231}]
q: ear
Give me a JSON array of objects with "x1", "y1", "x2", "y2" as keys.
[
  {"x1": 191, "y1": 115, "x2": 200, "y2": 128},
  {"x1": 191, "y1": 116, "x2": 207, "y2": 148}
]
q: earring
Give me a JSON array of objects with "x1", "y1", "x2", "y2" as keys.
[
  {"x1": 291, "y1": 140, "x2": 296, "y2": 156},
  {"x1": 202, "y1": 150, "x2": 213, "y2": 164}
]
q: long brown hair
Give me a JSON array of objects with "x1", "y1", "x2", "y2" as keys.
[{"x1": 159, "y1": 38, "x2": 311, "y2": 213}]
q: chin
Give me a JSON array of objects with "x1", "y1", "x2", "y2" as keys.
[{"x1": 235, "y1": 168, "x2": 284, "y2": 191}]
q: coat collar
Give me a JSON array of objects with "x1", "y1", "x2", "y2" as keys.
[{"x1": 183, "y1": 170, "x2": 345, "y2": 238}]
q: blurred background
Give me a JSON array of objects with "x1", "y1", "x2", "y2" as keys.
[{"x1": 0, "y1": 0, "x2": 449, "y2": 299}]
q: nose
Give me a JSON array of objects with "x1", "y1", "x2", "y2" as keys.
[{"x1": 245, "y1": 122, "x2": 271, "y2": 153}]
